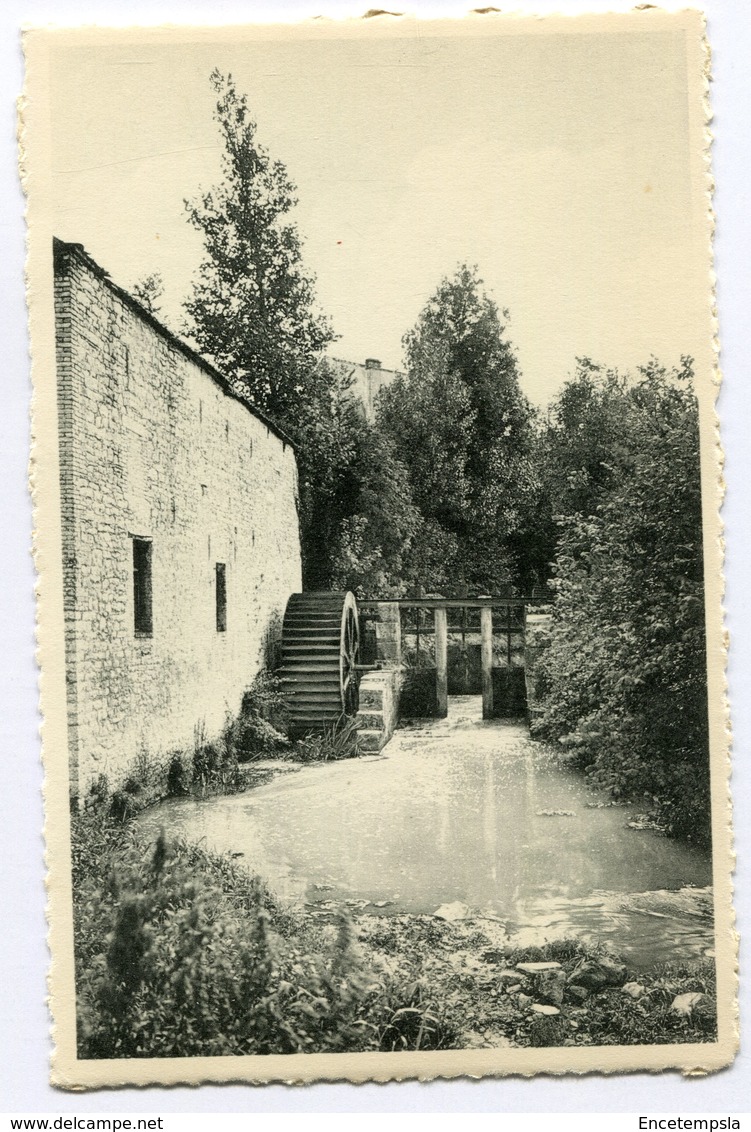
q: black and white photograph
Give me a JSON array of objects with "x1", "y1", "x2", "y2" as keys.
[{"x1": 23, "y1": 9, "x2": 735, "y2": 1086}]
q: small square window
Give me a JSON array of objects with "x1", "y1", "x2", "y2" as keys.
[
  {"x1": 132, "y1": 537, "x2": 153, "y2": 636},
  {"x1": 215, "y1": 563, "x2": 227, "y2": 633}
]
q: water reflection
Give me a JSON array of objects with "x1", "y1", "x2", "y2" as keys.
[{"x1": 138, "y1": 697, "x2": 713, "y2": 968}]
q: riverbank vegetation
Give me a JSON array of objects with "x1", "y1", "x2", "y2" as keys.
[
  {"x1": 72, "y1": 816, "x2": 716, "y2": 1057},
  {"x1": 72, "y1": 815, "x2": 458, "y2": 1058},
  {"x1": 532, "y1": 360, "x2": 710, "y2": 847}
]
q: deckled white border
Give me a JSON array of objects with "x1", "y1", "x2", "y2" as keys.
[
  {"x1": 7, "y1": 0, "x2": 751, "y2": 1113},
  {"x1": 23, "y1": 3, "x2": 735, "y2": 1093}
]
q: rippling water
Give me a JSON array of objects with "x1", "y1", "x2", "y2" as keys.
[{"x1": 137, "y1": 696, "x2": 713, "y2": 968}]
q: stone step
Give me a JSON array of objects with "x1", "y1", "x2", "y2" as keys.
[
  {"x1": 283, "y1": 632, "x2": 340, "y2": 643},
  {"x1": 358, "y1": 686, "x2": 384, "y2": 711},
  {"x1": 284, "y1": 614, "x2": 343, "y2": 625},
  {"x1": 356, "y1": 709, "x2": 384, "y2": 731},
  {"x1": 357, "y1": 728, "x2": 384, "y2": 753}
]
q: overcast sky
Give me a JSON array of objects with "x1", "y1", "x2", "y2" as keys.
[{"x1": 47, "y1": 17, "x2": 709, "y2": 405}]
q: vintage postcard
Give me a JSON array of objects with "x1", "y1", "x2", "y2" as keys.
[{"x1": 23, "y1": 10, "x2": 735, "y2": 1087}]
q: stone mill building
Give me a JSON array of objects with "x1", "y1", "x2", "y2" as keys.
[{"x1": 53, "y1": 239, "x2": 302, "y2": 801}]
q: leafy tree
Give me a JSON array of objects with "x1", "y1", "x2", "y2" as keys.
[
  {"x1": 277, "y1": 345, "x2": 424, "y2": 597},
  {"x1": 328, "y1": 425, "x2": 421, "y2": 598},
  {"x1": 534, "y1": 359, "x2": 710, "y2": 844},
  {"x1": 514, "y1": 359, "x2": 650, "y2": 596},
  {"x1": 377, "y1": 265, "x2": 534, "y2": 593},
  {"x1": 184, "y1": 70, "x2": 334, "y2": 424},
  {"x1": 377, "y1": 352, "x2": 473, "y2": 533},
  {"x1": 402, "y1": 264, "x2": 530, "y2": 479},
  {"x1": 541, "y1": 358, "x2": 645, "y2": 522}
]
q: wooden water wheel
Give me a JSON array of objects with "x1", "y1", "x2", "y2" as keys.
[{"x1": 279, "y1": 591, "x2": 360, "y2": 732}]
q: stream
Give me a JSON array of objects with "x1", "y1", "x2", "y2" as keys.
[{"x1": 137, "y1": 696, "x2": 714, "y2": 969}]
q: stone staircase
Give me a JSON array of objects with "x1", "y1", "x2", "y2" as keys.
[{"x1": 355, "y1": 669, "x2": 401, "y2": 752}]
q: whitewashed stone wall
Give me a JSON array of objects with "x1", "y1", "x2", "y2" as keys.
[{"x1": 54, "y1": 241, "x2": 302, "y2": 799}]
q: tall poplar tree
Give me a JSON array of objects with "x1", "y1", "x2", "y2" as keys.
[
  {"x1": 184, "y1": 70, "x2": 335, "y2": 426},
  {"x1": 184, "y1": 71, "x2": 366, "y2": 587}
]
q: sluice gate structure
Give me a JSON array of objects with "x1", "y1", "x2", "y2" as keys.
[
  {"x1": 278, "y1": 592, "x2": 551, "y2": 752},
  {"x1": 359, "y1": 597, "x2": 551, "y2": 727}
]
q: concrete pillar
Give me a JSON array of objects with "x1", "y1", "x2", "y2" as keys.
[
  {"x1": 481, "y1": 605, "x2": 494, "y2": 719},
  {"x1": 435, "y1": 606, "x2": 448, "y2": 718}
]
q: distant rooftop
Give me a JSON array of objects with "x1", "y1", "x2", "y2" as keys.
[{"x1": 327, "y1": 356, "x2": 404, "y2": 421}]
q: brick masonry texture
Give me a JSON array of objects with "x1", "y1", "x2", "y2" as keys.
[{"x1": 54, "y1": 242, "x2": 302, "y2": 798}]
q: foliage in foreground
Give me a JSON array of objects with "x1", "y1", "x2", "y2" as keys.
[
  {"x1": 533, "y1": 360, "x2": 711, "y2": 845},
  {"x1": 359, "y1": 918, "x2": 717, "y2": 1049},
  {"x1": 73, "y1": 821, "x2": 457, "y2": 1059},
  {"x1": 73, "y1": 813, "x2": 715, "y2": 1057}
]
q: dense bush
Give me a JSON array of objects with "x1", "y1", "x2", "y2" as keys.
[
  {"x1": 72, "y1": 820, "x2": 454, "y2": 1058},
  {"x1": 225, "y1": 672, "x2": 289, "y2": 762},
  {"x1": 534, "y1": 360, "x2": 711, "y2": 845}
]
